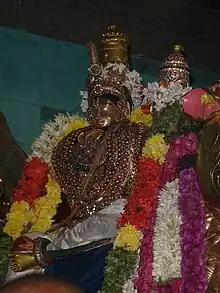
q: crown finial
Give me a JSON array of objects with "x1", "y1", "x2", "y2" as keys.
[
  {"x1": 99, "y1": 25, "x2": 130, "y2": 65},
  {"x1": 173, "y1": 44, "x2": 184, "y2": 54},
  {"x1": 159, "y1": 44, "x2": 190, "y2": 88}
]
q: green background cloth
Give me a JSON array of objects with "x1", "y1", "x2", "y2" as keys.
[{"x1": 0, "y1": 26, "x2": 219, "y2": 153}]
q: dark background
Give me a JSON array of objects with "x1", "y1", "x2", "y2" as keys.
[{"x1": 0, "y1": 0, "x2": 220, "y2": 72}]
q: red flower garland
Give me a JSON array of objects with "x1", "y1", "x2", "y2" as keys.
[
  {"x1": 118, "y1": 158, "x2": 163, "y2": 230},
  {"x1": 13, "y1": 157, "x2": 49, "y2": 207}
]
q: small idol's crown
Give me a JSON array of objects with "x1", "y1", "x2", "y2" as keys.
[
  {"x1": 99, "y1": 25, "x2": 130, "y2": 65},
  {"x1": 160, "y1": 44, "x2": 190, "y2": 88}
]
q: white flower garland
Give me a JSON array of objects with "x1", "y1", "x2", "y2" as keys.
[
  {"x1": 145, "y1": 82, "x2": 191, "y2": 112},
  {"x1": 80, "y1": 62, "x2": 147, "y2": 113},
  {"x1": 31, "y1": 113, "x2": 86, "y2": 163},
  {"x1": 152, "y1": 179, "x2": 181, "y2": 282}
]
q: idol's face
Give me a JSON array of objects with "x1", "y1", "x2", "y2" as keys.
[{"x1": 92, "y1": 97, "x2": 118, "y2": 128}]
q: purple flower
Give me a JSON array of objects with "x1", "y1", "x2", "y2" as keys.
[{"x1": 179, "y1": 168, "x2": 207, "y2": 293}]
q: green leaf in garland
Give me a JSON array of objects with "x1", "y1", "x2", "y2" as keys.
[
  {"x1": 149, "y1": 102, "x2": 182, "y2": 141},
  {"x1": 0, "y1": 232, "x2": 13, "y2": 287},
  {"x1": 99, "y1": 248, "x2": 137, "y2": 293}
]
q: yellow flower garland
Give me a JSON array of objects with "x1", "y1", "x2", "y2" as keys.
[
  {"x1": 65, "y1": 119, "x2": 89, "y2": 135},
  {"x1": 59, "y1": 119, "x2": 89, "y2": 141},
  {"x1": 128, "y1": 107, "x2": 153, "y2": 126},
  {"x1": 31, "y1": 177, "x2": 61, "y2": 232},
  {"x1": 4, "y1": 201, "x2": 34, "y2": 240},
  {"x1": 4, "y1": 178, "x2": 61, "y2": 239},
  {"x1": 142, "y1": 134, "x2": 169, "y2": 164}
]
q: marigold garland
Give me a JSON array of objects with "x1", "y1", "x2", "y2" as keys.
[
  {"x1": 31, "y1": 177, "x2": 61, "y2": 232},
  {"x1": 4, "y1": 201, "x2": 33, "y2": 240}
]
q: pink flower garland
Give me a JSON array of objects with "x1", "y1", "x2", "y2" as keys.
[
  {"x1": 161, "y1": 133, "x2": 197, "y2": 185},
  {"x1": 153, "y1": 279, "x2": 181, "y2": 293},
  {"x1": 178, "y1": 167, "x2": 207, "y2": 293}
]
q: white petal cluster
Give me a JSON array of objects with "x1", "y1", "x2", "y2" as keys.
[
  {"x1": 30, "y1": 113, "x2": 85, "y2": 163},
  {"x1": 145, "y1": 82, "x2": 191, "y2": 112},
  {"x1": 152, "y1": 179, "x2": 181, "y2": 282}
]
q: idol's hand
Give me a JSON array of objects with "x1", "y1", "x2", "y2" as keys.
[
  {"x1": 8, "y1": 252, "x2": 38, "y2": 272},
  {"x1": 8, "y1": 235, "x2": 50, "y2": 272}
]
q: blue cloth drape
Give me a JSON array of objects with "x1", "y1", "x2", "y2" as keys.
[{"x1": 44, "y1": 244, "x2": 112, "y2": 293}]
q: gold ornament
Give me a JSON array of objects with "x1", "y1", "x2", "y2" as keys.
[
  {"x1": 159, "y1": 44, "x2": 190, "y2": 88},
  {"x1": 99, "y1": 24, "x2": 130, "y2": 65}
]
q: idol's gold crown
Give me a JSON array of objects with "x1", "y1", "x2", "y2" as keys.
[
  {"x1": 87, "y1": 25, "x2": 131, "y2": 103},
  {"x1": 160, "y1": 44, "x2": 190, "y2": 88},
  {"x1": 99, "y1": 25, "x2": 129, "y2": 65}
]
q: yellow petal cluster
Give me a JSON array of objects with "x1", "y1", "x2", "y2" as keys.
[
  {"x1": 65, "y1": 119, "x2": 89, "y2": 135},
  {"x1": 31, "y1": 176, "x2": 61, "y2": 232},
  {"x1": 128, "y1": 108, "x2": 153, "y2": 127},
  {"x1": 114, "y1": 224, "x2": 141, "y2": 252},
  {"x1": 142, "y1": 134, "x2": 169, "y2": 164},
  {"x1": 201, "y1": 93, "x2": 214, "y2": 105},
  {"x1": 59, "y1": 119, "x2": 89, "y2": 141},
  {"x1": 4, "y1": 201, "x2": 32, "y2": 240}
]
